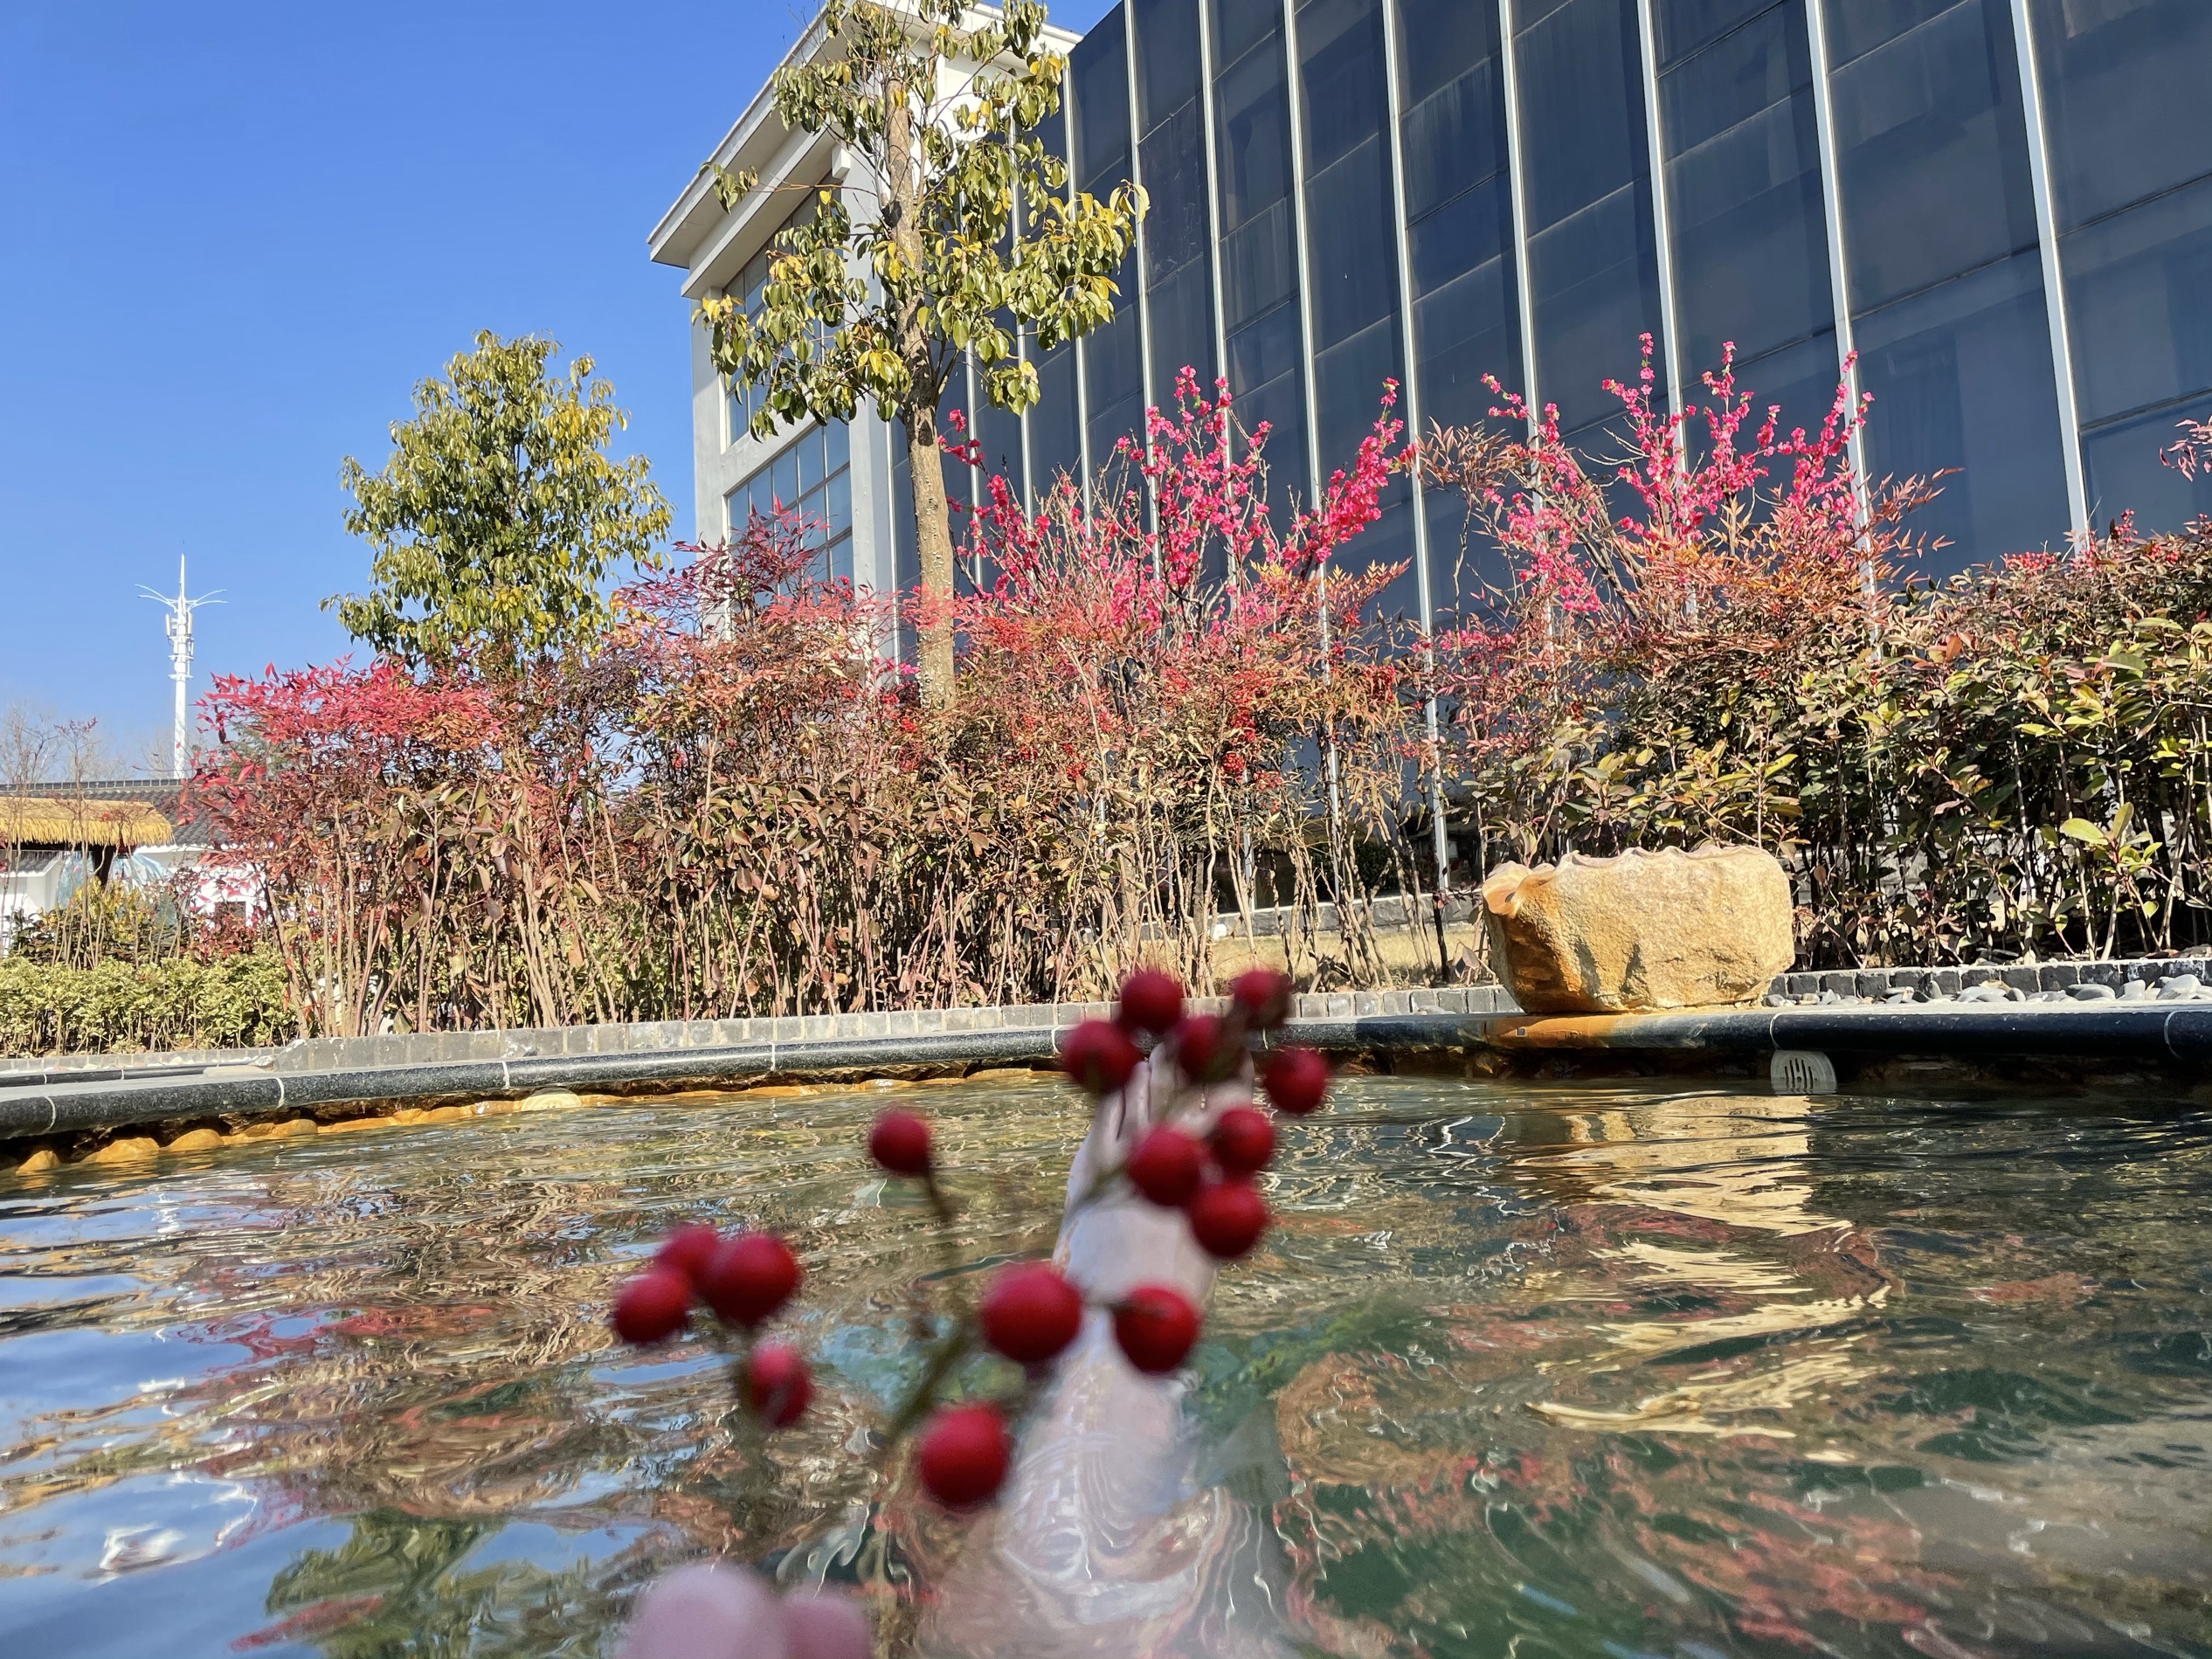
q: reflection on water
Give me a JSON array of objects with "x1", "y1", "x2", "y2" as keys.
[{"x1": 1, "y1": 1076, "x2": 2208, "y2": 1656}]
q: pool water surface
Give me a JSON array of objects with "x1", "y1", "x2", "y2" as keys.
[{"x1": 0, "y1": 1075, "x2": 2206, "y2": 1656}]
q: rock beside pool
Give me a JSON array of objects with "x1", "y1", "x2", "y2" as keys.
[{"x1": 1481, "y1": 845, "x2": 1795, "y2": 1013}]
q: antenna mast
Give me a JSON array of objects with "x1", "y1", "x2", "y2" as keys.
[{"x1": 140, "y1": 557, "x2": 224, "y2": 778}]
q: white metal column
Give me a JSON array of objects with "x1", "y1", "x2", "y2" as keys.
[
  {"x1": 1801, "y1": 0, "x2": 1871, "y2": 521},
  {"x1": 2008, "y1": 0, "x2": 2091, "y2": 542},
  {"x1": 1497, "y1": 0, "x2": 1542, "y2": 427},
  {"x1": 1124, "y1": 5, "x2": 1158, "y2": 493},
  {"x1": 1281, "y1": 0, "x2": 1324, "y2": 505},
  {"x1": 1635, "y1": 0, "x2": 1685, "y2": 420},
  {"x1": 1199, "y1": 0, "x2": 1232, "y2": 411},
  {"x1": 1379, "y1": 0, "x2": 1456, "y2": 898},
  {"x1": 1064, "y1": 66, "x2": 1096, "y2": 512}
]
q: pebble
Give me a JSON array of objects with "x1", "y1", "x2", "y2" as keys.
[
  {"x1": 1957, "y1": 984, "x2": 2014, "y2": 1004},
  {"x1": 14, "y1": 1149, "x2": 59, "y2": 1174},
  {"x1": 82, "y1": 1136, "x2": 160, "y2": 1165},
  {"x1": 2120, "y1": 980, "x2": 2154, "y2": 1001},
  {"x1": 164, "y1": 1128, "x2": 226, "y2": 1151},
  {"x1": 2067, "y1": 983, "x2": 2118, "y2": 1000}
]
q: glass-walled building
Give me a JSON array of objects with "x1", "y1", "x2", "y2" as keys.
[{"x1": 653, "y1": 0, "x2": 2212, "y2": 634}]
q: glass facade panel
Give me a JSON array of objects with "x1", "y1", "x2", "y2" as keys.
[
  {"x1": 1075, "y1": 13, "x2": 1146, "y2": 463},
  {"x1": 1215, "y1": 32, "x2": 1294, "y2": 232},
  {"x1": 1296, "y1": 0, "x2": 1389, "y2": 175},
  {"x1": 971, "y1": 358, "x2": 1027, "y2": 503},
  {"x1": 1414, "y1": 249, "x2": 1519, "y2": 431},
  {"x1": 1072, "y1": 12, "x2": 1132, "y2": 195},
  {"x1": 1731, "y1": 327, "x2": 1844, "y2": 447},
  {"x1": 1211, "y1": 0, "x2": 1277, "y2": 70},
  {"x1": 1528, "y1": 180, "x2": 1662, "y2": 432},
  {"x1": 2083, "y1": 391, "x2": 2212, "y2": 534},
  {"x1": 1825, "y1": 0, "x2": 2038, "y2": 313},
  {"x1": 2063, "y1": 172, "x2": 2212, "y2": 431},
  {"x1": 2028, "y1": 0, "x2": 2212, "y2": 232},
  {"x1": 1659, "y1": 1, "x2": 1832, "y2": 377},
  {"x1": 1301, "y1": 134, "x2": 1397, "y2": 350},
  {"x1": 1297, "y1": 0, "x2": 1400, "y2": 477},
  {"x1": 1212, "y1": 2, "x2": 1307, "y2": 471},
  {"x1": 1086, "y1": 288, "x2": 1148, "y2": 466},
  {"x1": 1516, "y1": 0, "x2": 1662, "y2": 429},
  {"x1": 1825, "y1": 0, "x2": 1960, "y2": 66},
  {"x1": 1029, "y1": 341, "x2": 1082, "y2": 494},
  {"x1": 1855, "y1": 252, "x2": 2070, "y2": 564},
  {"x1": 1314, "y1": 316, "x2": 1402, "y2": 482},
  {"x1": 1149, "y1": 258, "x2": 1218, "y2": 401},
  {"x1": 1237, "y1": 370, "x2": 1310, "y2": 519},
  {"x1": 1396, "y1": 0, "x2": 1519, "y2": 431},
  {"x1": 1141, "y1": 81, "x2": 1216, "y2": 396},
  {"x1": 1135, "y1": 0, "x2": 1201, "y2": 128},
  {"x1": 738, "y1": 0, "x2": 2210, "y2": 639},
  {"x1": 1516, "y1": 0, "x2": 1649, "y2": 232},
  {"x1": 1350, "y1": 487, "x2": 1422, "y2": 624},
  {"x1": 1655, "y1": 0, "x2": 1776, "y2": 63}
]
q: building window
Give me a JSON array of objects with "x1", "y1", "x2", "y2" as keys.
[
  {"x1": 723, "y1": 420, "x2": 854, "y2": 584},
  {"x1": 722, "y1": 190, "x2": 824, "y2": 450}
]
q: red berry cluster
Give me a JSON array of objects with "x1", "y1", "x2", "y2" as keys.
[
  {"x1": 605, "y1": 968, "x2": 1331, "y2": 1521},
  {"x1": 610, "y1": 1223, "x2": 810, "y2": 1427}
]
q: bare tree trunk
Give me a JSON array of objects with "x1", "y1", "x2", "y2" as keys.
[
  {"x1": 906, "y1": 409, "x2": 958, "y2": 708},
  {"x1": 884, "y1": 79, "x2": 958, "y2": 710}
]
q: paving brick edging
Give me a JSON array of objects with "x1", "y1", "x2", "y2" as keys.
[{"x1": 0, "y1": 986, "x2": 1526, "y2": 1089}]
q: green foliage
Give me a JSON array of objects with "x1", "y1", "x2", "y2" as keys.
[
  {"x1": 0, "y1": 950, "x2": 294, "y2": 1056},
  {"x1": 329, "y1": 332, "x2": 672, "y2": 675},
  {"x1": 697, "y1": 0, "x2": 1145, "y2": 702}
]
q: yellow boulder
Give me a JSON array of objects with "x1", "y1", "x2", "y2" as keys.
[{"x1": 1482, "y1": 845, "x2": 1795, "y2": 1013}]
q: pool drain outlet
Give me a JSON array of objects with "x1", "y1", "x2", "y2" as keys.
[{"x1": 1771, "y1": 1049, "x2": 1838, "y2": 1095}]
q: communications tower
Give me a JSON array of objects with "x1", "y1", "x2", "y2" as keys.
[{"x1": 140, "y1": 557, "x2": 222, "y2": 778}]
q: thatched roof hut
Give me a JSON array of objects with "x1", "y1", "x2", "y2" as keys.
[{"x1": 0, "y1": 796, "x2": 175, "y2": 849}]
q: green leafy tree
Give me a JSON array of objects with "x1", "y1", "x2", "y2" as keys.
[
  {"x1": 702, "y1": 0, "x2": 1145, "y2": 708},
  {"x1": 330, "y1": 331, "x2": 673, "y2": 676}
]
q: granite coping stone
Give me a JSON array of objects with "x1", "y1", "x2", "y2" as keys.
[
  {"x1": 12, "y1": 948, "x2": 2212, "y2": 1097},
  {"x1": 8, "y1": 993, "x2": 2202, "y2": 1148}
]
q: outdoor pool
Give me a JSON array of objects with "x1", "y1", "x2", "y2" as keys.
[{"x1": 0, "y1": 1073, "x2": 2206, "y2": 1656}]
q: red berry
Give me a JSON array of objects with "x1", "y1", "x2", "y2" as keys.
[
  {"x1": 611, "y1": 1270, "x2": 691, "y2": 1345},
  {"x1": 1230, "y1": 968, "x2": 1293, "y2": 1030},
  {"x1": 1173, "y1": 1014, "x2": 1232, "y2": 1083},
  {"x1": 916, "y1": 1402, "x2": 1012, "y2": 1508},
  {"x1": 1112, "y1": 1283, "x2": 1201, "y2": 1374},
  {"x1": 1186, "y1": 1178, "x2": 1269, "y2": 1260},
  {"x1": 1061, "y1": 1019, "x2": 1142, "y2": 1096},
  {"x1": 744, "y1": 1342, "x2": 812, "y2": 1427},
  {"x1": 1125, "y1": 1125, "x2": 1206, "y2": 1207},
  {"x1": 1262, "y1": 1046, "x2": 1330, "y2": 1116},
  {"x1": 978, "y1": 1262, "x2": 1084, "y2": 1364},
  {"x1": 1210, "y1": 1106, "x2": 1276, "y2": 1178},
  {"x1": 653, "y1": 1224, "x2": 721, "y2": 1289},
  {"x1": 699, "y1": 1232, "x2": 801, "y2": 1328},
  {"x1": 868, "y1": 1110, "x2": 933, "y2": 1177},
  {"x1": 1115, "y1": 969, "x2": 1185, "y2": 1036}
]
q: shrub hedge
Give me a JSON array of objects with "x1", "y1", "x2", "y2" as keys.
[{"x1": 0, "y1": 951, "x2": 295, "y2": 1057}]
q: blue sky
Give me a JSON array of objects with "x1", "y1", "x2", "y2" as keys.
[{"x1": 0, "y1": 0, "x2": 1111, "y2": 764}]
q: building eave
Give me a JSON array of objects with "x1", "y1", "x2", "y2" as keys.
[{"x1": 646, "y1": 2, "x2": 1086, "y2": 273}]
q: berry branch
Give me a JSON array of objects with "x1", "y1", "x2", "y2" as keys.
[{"x1": 606, "y1": 966, "x2": 1332, "y2": 1517}]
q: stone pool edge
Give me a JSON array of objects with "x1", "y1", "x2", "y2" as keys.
[{"x1": 5, "y1": 982, "x2": 2208, "y2": 1158}]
